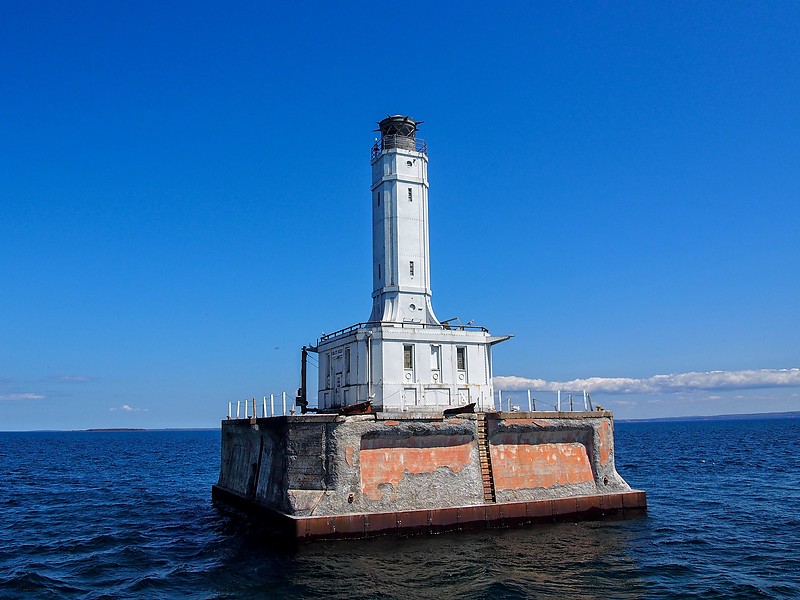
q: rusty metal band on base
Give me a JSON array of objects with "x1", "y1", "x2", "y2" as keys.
[{"x1": 212, "y1": 485, "x2": 647, "y2": 541}]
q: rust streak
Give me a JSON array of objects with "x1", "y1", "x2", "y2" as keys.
[
  {"x1": 360, "y1": 443, "x2": 474, "y2": 500},
  {"x1": 491, "y1": 442, "x2": 593, "y2": 491}
]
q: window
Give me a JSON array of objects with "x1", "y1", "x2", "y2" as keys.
[
  {"x1": 404, "y1": 345, "x2": 413, "y2": 369},
  {"x1": 378, "y1": 264, "x2": 381, "y2": 279},
  {"x1": 409, "y1": 261, "x2": 415, "y2": 276},
  {"x1": 376, "y1": 191, "x2": 380, "y2": 206},
  {"x1": 456, "y1": 347, "x2": 466, "y2": 371},
  {"x1": 430, "y1": 345, "x2": 441, "y2": 370},
  {"x1": 408, "y1": 188, "x2": 413, "y2": 201}
]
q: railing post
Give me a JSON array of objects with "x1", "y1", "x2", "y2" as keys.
[
  {"x1": 282, "y1": 391, "x2": 287, "y2": 416},
  {"x1": 263, "y1": 396, "x2": 267, "y2": 418},
  {"x1": 244, "y1": 399, "x2": 248, "y2": 419},
  {"x1": 270, "y1": 393, "x2": 275, "y2": 417},
  {"x1": 527, "y1": 390, "x2": 532, "y2": 412},
  {"x1": 498, "y1": 390, "x2": 503, "y2": 412},
  {"x1": 557, "y1": 390, "x2": 561, "y2": 412},
  {"x1": 236, "y1": 400, "x2": 241, "y2": 419},
  {"x1": 228, "y1": 402, "x2": 232, "y2": 419},
  {"x1": 583, "y1": 390, "x2": 588, "y2": 411}
]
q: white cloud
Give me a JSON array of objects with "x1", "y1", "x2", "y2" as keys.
[
  {"x1": 0, "y1": 392, "x2": 47, "y2": 400},
  {"x1": 109, "y1": 404, "x2": 148, "y2": 412},
  {"x1": 495, "y1": 368, "x2": 800, "y2": 394}
]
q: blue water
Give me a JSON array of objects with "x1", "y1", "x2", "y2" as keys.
[{"x1": 1, "y1": 418, "x2": 799, "y2": 599}]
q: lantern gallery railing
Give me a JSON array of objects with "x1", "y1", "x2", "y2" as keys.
[{"x1": 371, "y1": 135, "x2": 427, "y2": 159}]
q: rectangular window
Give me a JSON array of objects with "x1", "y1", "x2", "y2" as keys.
[
  {"x1": 404, "y1": 345, "x2": 413, "y2": 369},
  {"x1": 456, "y1": 347, "x2": 466, "y2": 371},
  {"x1": 378, "y1": 263, "x2": 381, "y2": 279},
  {"x1": 408, "y1": 187, "x2": 413, "y2": 201},
  {"x1": 376, "y1": 191, "x2": 381, "y2": 206},
  {"x1": 409, "y1": 261, "x2": 414, "y2": 276},
  {"x1": 430, "y1": 345, "x2": 441, "y2": 370},
  {"x1": 344, "y1": 347, "x2": 351, "y2": 381}
]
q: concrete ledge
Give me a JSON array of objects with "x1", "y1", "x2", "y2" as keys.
[{"x1": 212, "y1": 485, "x2": 646, "y2": 542}]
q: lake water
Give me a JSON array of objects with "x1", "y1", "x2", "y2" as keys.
[{"x1": 1, "y1": 417, "x2": 798, "y2": 598}]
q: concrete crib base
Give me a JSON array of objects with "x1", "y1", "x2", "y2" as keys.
[{"x1": 212, "y1": 484, "x2": 646, "y2": 541}]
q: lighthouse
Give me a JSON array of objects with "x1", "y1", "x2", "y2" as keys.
[
  {"x1": 214, "y1": 115, "x2": 646, "y2": 539},
  {"x1": 315, "y1": 116, "x2": 510, "y2": 412}
]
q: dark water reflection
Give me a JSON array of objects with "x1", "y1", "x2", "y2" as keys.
[{"x1": 209, "y1": 512, "x2": 649, "y2": 599}]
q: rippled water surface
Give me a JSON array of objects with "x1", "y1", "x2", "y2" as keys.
[{"x1": 1, "y1": 418, "x2": 799, "y2": 598}]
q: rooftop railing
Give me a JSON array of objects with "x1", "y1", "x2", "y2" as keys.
[
  {"x1": 495, "y1": 389, "x2": 598, "y2": 412},
  {"x1": 318, "y1": 320, "x2": 488, "y2": 344},
  {"x1": 371, "y1": 135, "x2": 427, "y2": 159}
]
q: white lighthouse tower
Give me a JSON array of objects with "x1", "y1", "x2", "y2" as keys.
[
  {"x1": 315, "y1": 116, "x2": 509, "y2": 412},
  {"x1": 368, "y1": 116, "x2": 438, "y2": 325}
]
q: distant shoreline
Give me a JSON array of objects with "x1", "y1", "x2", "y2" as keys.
[
  {"x1": 618, "y1": 410, "x2": 800, "y2": 423},
  {"x1": 1, "y1": 411, "x2": 799, "y2": 433}
]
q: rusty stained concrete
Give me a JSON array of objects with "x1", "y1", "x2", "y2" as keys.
[{"x1": 215, "y1": 411, "x2": 634, "y2": 518}]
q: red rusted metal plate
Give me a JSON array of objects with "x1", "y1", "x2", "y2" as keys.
[
  {"x1": 551, "y1": 497, "x2": 576, "y2": 517},
  {"x1": 365, "y1": 511, "x2": 397, "y2": 536},
  {"x1": 429, "y1": 507, "x2": 459, "y2": 531},
  {"x1": 601, "y1": 493, "x2": 624, "y2": 511},
  {"x1": 458, "y1": 505, "x2": 485, "y2": 527},
  {"x1": 575, "y1": 495, "x2": 600, "y2": 515},
  {"x1": 398, "y1": 509, "x2": 429, "y2": 531},
  {"x1": 526, "y1": 499, "x2": 554, "y2": 519},
  {"x1": 301, "y1": 516, "x2": 331, "y2": 538},
  {"x1": 622, "y1": 491, "x2": 646, "y2": 509},
  {"x1": 502, "y1": 501, "x2": 528, "y2": 526},
  {"x1": 334, "y1": 514, "x2": 366, "y2": 536},
  {"x1": 483, "y1": 503, "x2": 502, "y2": 525}
]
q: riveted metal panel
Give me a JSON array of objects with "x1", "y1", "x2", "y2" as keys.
[{"x1": 601, "y1": 493, "x2": 624, "y2": 511}]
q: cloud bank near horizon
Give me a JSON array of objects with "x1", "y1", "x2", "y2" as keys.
[{"x1": 495, "y1": 368, "x2": 800, "y2": 394}]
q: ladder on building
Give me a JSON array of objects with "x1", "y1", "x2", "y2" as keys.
[{"x1": 476, "y1": 413, "x2": 496, "y2": 503}]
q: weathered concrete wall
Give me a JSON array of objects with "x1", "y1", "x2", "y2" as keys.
[
  {"x1": 487, "y1": 413, "x2": 630, "y2": 502},
  {"x1": 216, "y1": 411, "x2": 632, "y2": 518}
]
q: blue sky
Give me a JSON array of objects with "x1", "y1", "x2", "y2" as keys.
[{"x1": 2, "y1": 1, "x2": 798, "y2": 430}]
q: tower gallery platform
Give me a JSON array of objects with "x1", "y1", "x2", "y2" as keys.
[{"x1": 212, "y1": 116, "x2": 646, "y2": 541}]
